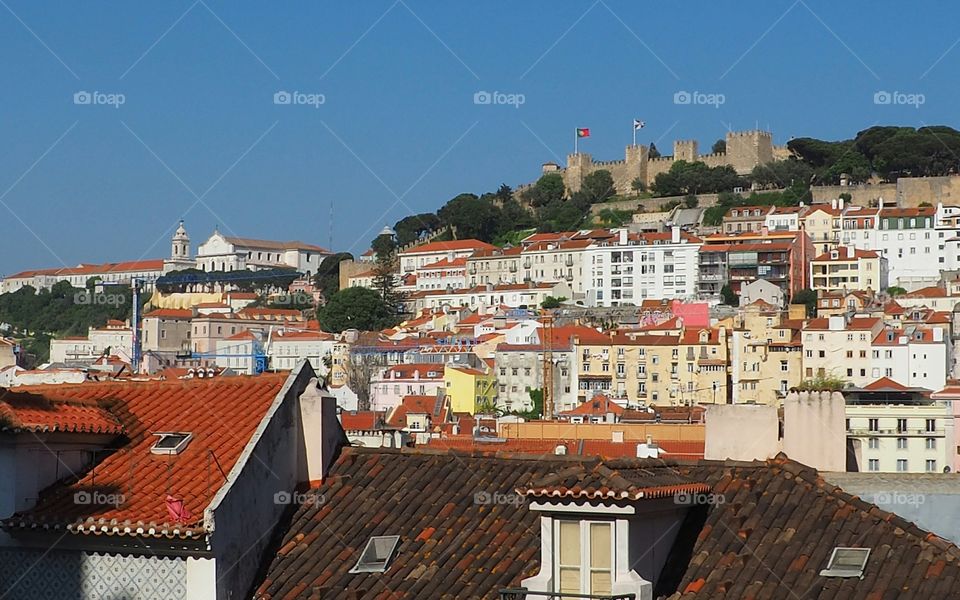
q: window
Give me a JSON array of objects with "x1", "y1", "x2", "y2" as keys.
[
  {"x1": 926, "y1": 438, "x2": 936, "y2": 450},
  {"x1": 926, "y1": 460, "x2": 937, "y2": 472},
  {"x1": 926, "y1": 419, "x2": 936, "y2": 432},
  {"x1": 896, "y1": 459, "x2": 908, "y2": 472},
  {"x1": 897, "y1": 418, "x2": 907, "y2": 433},
  {"x1": 555, "y1": 520, "x2": 614, "y2": 596},
  {"x1": 868, "y1": 437, "x2": 879, "y2": 449},
  {"x1": 868, "y1": 459, "x2": 879, "y2": 471},
  {"x1": 350, "y1": 535, "x2": 401, "y2": 573},
  {"x1": 896, "y1": 437, "x2": 907, "y2": 450},
  {"x1": 868, "y1": 418, "x2": 878, "y2": 432},
  {"x1": 151, "y1": 432, "x2": 192, "y2": 455}
]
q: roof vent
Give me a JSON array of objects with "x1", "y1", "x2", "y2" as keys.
[
  {"x1": 554, "y1": 444, "x2": 567, "y2": 455},
  {"x1": 819, "y1": 547, "x2": 870, "y2": 579},
  {"x1": 349, "y1": 535, "x2": 401, "y2": 573},
  {"x1": 151, "y1": 432, "x2": 193, "y2": 455}
]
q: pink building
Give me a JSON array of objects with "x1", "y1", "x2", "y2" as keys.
[{"x1": 369, "y1": 363, "x2": 445, "y2": 412}]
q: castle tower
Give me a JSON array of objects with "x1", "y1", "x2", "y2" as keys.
[
  {"x1": 564, "y1": 153, "x2": 593, "y2": 194},
  {"x1": 171, "y1": 220, "x2": 190, "y2": 259},
  {"x1": 725, "y1": 130, "x2": 774, "y2": 174},
  {"x1": 624, "y1": 144, "x2": 648, "y2": 194},
  {"x1": 673, "y1": 140, "x2": 699, "y2": 163}
]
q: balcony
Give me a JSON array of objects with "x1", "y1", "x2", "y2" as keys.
[
  {"x1": 523, "y1": 259, "x2": 532, "y2": 269},
  {"x1": 468, "y1": 264, "x2": 477, "y2": 274},
  {"x1": 565, "y1": 257, "x2": 575, "y2": 267},
  {"x1": 509, "y1": 264, "x2": 518, "y2": 273},
  {"x1": 616, "y1": 372, "x2": 626, "y2": 379}
]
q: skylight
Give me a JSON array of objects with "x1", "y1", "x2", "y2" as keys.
[
  {"x1": 150, "y1": 432, "x2": 193, "y2": 455},
  {"x1": 349, "y1": 535, "x2": 401, "y2": 573},
  {"x1": 819, "y1": 547, "x2": 870, "y2": 578}
]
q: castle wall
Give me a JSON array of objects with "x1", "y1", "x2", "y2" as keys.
[{"x1": 810, "y1": 176, "x2": 960, "y2": 208}]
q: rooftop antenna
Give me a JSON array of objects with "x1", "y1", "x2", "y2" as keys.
[{"x1": 329, "y1": 198, "x2": 334, "y2": 251}]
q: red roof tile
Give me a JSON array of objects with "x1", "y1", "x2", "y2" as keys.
[
  {"x1": 0, "y1": 389, "x2": 123, "y2": 434},
  {"x1": 4, "y1": 374, "x2": 288, "y2": 538}
]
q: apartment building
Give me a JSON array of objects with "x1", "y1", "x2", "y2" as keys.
[
  {"x1": 801, "y1": 204, "x2": 843, "y2": 255},
  {"x1": 846, "y1": 378, "x2": 956, "y2": 474},
  {"x1": 415, "y1": 256, "x2": 467, "y2": 291},
  {"x1": 584, "y1": 227, "x2": 702, "y2": 306},
  {"x1": 870, "y1": 326, "x2": 949, "y2": 391},
  {"x1": 465, "y1": 246, "x2": 523, "y2": 286},
  {"x1": 810, "y1": 246, "x2": 888, "y2": 294},
  {"x1": 721, "y1": 205, "x2": 773, "y2": 234},
  {"x1": 398, "y1": 239, "x2": 495, "y2": 274},
  {"x1": 405, "y1": 281, "x2": 572, "y2": 314},
  {"x1": 730, "y1": 300, "x2": 804, "y2": 404},
  {"x1": 698, "y1": 230, "x2": 813, "y2": 300},
  {"x1": 765, "y1": 205, "x2": 808, "y2": 231},
  {"x1": 520, "y1": 238, "x2": 590, "y2": 296},
  {"x1": 802, "y1": 315, "x2": 885, "y2": 386},
  {"x1": 140, "y1": 308, "x2": 192, "y2": 353},
  {"x1": 574, "y1": 327, "x2": 728, "y2": 407}
]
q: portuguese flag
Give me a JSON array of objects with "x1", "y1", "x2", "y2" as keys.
[{"x1": 576, "y1": 128, "x2": 590, "y2": 138}]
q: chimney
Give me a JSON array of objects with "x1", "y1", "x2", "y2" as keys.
[
  {"x1": 618, "y1": 229, "x2": 627, "y2": 245},
  {"x1": 838, "y1": 197, "x2": 845, "y2": 210},
  {"x1": 831, "y1": 198, "x2": 837, "y2": 210},
  {"x1": 847, "y1": 246, "x2": 855, "y2": 259},
  {"x1": 671, "y1": 224, "x2": 680, "y2": 244}
]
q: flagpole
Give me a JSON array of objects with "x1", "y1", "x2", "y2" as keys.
[
  {"x1": 632, "y1": 122, "x2": 637, "y2": 147},
  {"x1": 574, "y1": 128, "x2": 578, "y2": 155}
]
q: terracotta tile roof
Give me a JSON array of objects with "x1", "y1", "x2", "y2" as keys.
[
  {"x1": 863, "y1": 376, "x2": 910, "y2": 391},
  {"x1": 3, "y1": 374, "x2": 288, "y2": 539},
  {"x1": 812, "y1": 247, "x2": 881, "y2": 261},
  {"x1": 903, "y1": 286, "x2": 949, "y2": 298},
  {"x1": 417, "y1": 256, "x2": 468, "y2": 270},
  {"x1": 559, "y1": 393, "x2": 625, "y2": 417},
  {"x1": 255, "y1": 450, "x2": 960, "y2": 599},
  {"x1": 0, "y1": 389, "x2": 123, "y2": 434},
  {"x1": 879, "y1": 206, "x2": 936, "y2": 218},
  {"x1": 339, "y1": 410, "x2": 386, "y2": 431},
  {"x1": 517, "y1": 462, "x2": 709, "y2": 500},
  {"x1": 381, "y1": 363, "x2": 445, "y2": 380},
  {"x1": 386, "y1": 395, "x2": 449, "y2": 428}
]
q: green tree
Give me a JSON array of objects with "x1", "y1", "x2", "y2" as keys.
[
  {"x1": 521, "y1": 173, "x2": 565, "y2": 207},
  {"x1": 886, "y1": 286, "x2": 907, "y2": 297},
  {"x1": 313, "y1": 252, "x2": 353, "y2": 301},
  {"x1": 438, "y1": 193, "x2": 502, "y2": 242},
  {"x1": 630, "y1": 177, "x2": 646, "y2": 194},
  {"x1": 393, "y1": 213, "x2": 441, "y2": 246},
  {"x1": 318, "y1": 287, "x2": 400, "y2": 333},
  {"x1": 648, "y1": 143, "x2": 661, "y2": 159},
  {"x1": 720, "y1": 284, "x2": 738, "y2": 306},
  {"x1": 580, "y1": 170, "x2": 616, "y2": 204},
  {"x1": 792, "y1": 288, "x2": 818, "y2": 317},
  {"x1": 541, "y1": 296, "x2": 567, "y2": 309},
  {"x1": 711, "y1": 139, "x2": 726, "y2": 154},
  {"x1": 683, "y1": 194, "x2": 699, "y2": 208}
]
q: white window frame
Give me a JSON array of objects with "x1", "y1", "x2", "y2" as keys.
[{"x1": 553, "y1": 519, "x2": 615, "y2": 596}]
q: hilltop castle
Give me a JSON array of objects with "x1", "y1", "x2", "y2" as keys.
[{"x1": 529, "y1": 130, "x2": 791, "y2": 196}]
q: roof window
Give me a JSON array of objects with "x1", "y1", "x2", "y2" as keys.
[
  {"x1": 150, "y1": 432, "x2": 193, "y2": 455},
  {"x1": 350, "y1": 535, "x2": 401, "y2": 573},
  {"x1": 819, "y1": 547, "x2": 870, "y2": 578}
]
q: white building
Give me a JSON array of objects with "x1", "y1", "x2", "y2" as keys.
[
  {"x1": 398, "y1": 239, "x2": 495, "y2": 274},
  {"x1": 48, "y1": 321, "x2": 133, "y2": 365},
  {"x1": 415, "y1": 257, "x2": 468, "y2": 291},
  {"x1": 1, "y1": 260, "x2": 165, "y2": 294},
  {"x1": 267, "y1": 330, "x2": 334, "y2": 373},
  {"x1": 584, "y1": 227, "x2": 702, "y2": 306},
  {"x1": 871, "y1": 327, "x2": 950, "y2": 392},
  {"x1": 406, "y1": 281, "x2": 572, "y2": 314},
  {"x1": 196, "y1": 229, "x2": 330, "y2": 276},
  {"x1": 519, "y1": 239, "x2": 590, "y2": 298}
]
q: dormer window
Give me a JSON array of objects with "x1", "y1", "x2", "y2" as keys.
[
  {"x1": 150, "y1": 432, "x2": 192, "y2": 455},
  {"x1": 556, "y1": 520, "x2": 614, "y2": 595}
]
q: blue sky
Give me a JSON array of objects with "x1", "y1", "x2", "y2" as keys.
[{"x1": 1, "y1": 1, "x2": 957, "y2": 275}]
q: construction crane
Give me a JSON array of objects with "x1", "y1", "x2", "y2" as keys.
[{"x1": 540, "y1": 310, "x2": 555, "y2": 420}]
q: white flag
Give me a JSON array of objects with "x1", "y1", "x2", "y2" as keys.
[{"x1": 633, "y1": 119, "x2": 646, "y2": 130}]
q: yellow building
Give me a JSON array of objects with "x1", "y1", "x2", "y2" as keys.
[
  {"x1": 800, "y1": 205, "x2": 841, "y2": 255},
  {"x1": 444, "y1": 363, "x2": 496, "y2": 414},
  {"x1": 574, "y1": 327, "x2": 729, "y2": 407},
  {"x1": 810, "y1": 246, "x2": 888, "y2": 294},
  {"x1": 730, "y1": 300, "x2": 804, "y2": 404}
]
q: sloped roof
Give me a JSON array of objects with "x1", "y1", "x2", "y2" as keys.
[
  {"x1": 254, "y1": 449, "x2": 960, "y2": 599},
  {"x1": 3, "y1": 374, "x2": 288, "y2": 539},
  {"x1": 517, "y1": 461, "x2": 709, "y2": 500},
  {"x1": 223, "y1": 236, "x2": 329, "y2": 253},
  {"x1": 400, "y1": 239, "x2": 496, "y2": 255},
  {"x1": 0, "y1": 389, "x2": 123, "y2": 434},
  {"x1": 558, "y1": 393, "x2": 625, "y2": 417}
]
